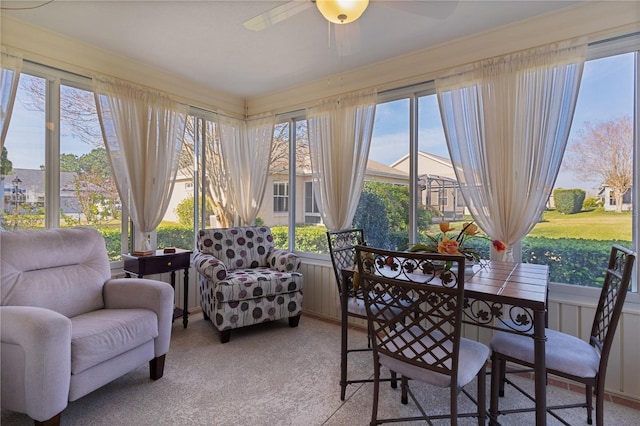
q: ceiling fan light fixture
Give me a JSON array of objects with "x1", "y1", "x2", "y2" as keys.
[{"x1": 316, "y1": 0, "x2": 369, "y2": 24}]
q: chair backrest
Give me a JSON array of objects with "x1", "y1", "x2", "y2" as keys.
[
  {"x1": 196, "y1": 226, "x2": 275, "y2": 270},
  {"x1": 355, "y1": 245, "x2": 466, "y2": 386},
  {"x1": 326, "y1": 228, "x2": 365, "y2": 294},
  {"x1": 0, "y1": 227, "x2": 110, "y2": 318},
  {"x1": 590, "y1": 244, "x2": 636, "y2": 364}
]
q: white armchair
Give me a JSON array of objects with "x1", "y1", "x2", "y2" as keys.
[{"x1": 0, "y1": 227, "x2": 174, "y2": 426}]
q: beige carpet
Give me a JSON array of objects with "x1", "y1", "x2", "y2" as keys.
[{"x1": 2, "y1": 313, "x2": 639, "y2": 425}]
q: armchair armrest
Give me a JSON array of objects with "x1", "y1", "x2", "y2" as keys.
[
  {"x1": 193, "y1": 252, "x2": 228, "y2": 280},
  {"x1": 103, "y1": 278, "x2": 174, "y2": 356},
  {"x1": 0, "y1": 306, "x2": 71, "y2": 422},
  {"x1": 267, "y1": 248, "x2": 301, "y2": 272}
]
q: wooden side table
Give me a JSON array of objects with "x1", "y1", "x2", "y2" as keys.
[{"x1": 123, "y1": 249, "x2": 192, "y2": 328}]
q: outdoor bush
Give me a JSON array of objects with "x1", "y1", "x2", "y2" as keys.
[
  {"x1": 271, "y1": 225, "x2": 328, "y2": 253},
  {"x1": 157, "y1": 224, "x2": 193, "y2": 250},
  {"x1": 100, "y1": 228, "x2": 122, "y2": 261},
  {"x1": 553, "y1": 188, "x2": 586, "y2": 214},
  {"x1": 583, "y1": 197, "x2": 601, "y2": 209},
  {"x1": 352, "y1": 191, "x2": 389, "y2": 249},
  {"x1": 522, "y1": 236, "x2": 630, "y2": 287}
]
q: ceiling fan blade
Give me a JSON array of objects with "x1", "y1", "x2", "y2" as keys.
[
  {"x1": 377, "y1": 0, "x2": 459, "y2": 19},
  {"x1": 243, "y1": 1, "x2": 314, "y2": 32}
]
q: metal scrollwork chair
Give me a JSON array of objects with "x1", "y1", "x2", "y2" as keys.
[
  {"x1": 356, "y1": 245, "x2": 489, "y2": 426},
  {"x1": 490, "y1": 244, "x2": 636, "y2": 426},
  {"x1": 326, "y1": 229, "x2": 397, "y2": 401}
]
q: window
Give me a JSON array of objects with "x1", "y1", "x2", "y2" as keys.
[
  {"x1": 2, "y1": 65, "x2": 127, "y2": 261},
  {"x1": 532, "y1": 47, "x2": 637, "y2": 288},
  {"x1": 273, "y1": 182, "x2": 289, "y2": 213}
]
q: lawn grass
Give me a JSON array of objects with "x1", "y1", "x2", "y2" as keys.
[
  {"x1": 425, "y1": 208, "x2": 632, "y2": 242},
  {"x1": 530, "y1": 208, "x2": 632, "y2": 240}
]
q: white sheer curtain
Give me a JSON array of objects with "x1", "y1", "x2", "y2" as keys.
[
  {"x1": 436, "y1": 39, "x2": 587, "y2": 261},
  {"x1": 93, "y1": 76, "x2": 188, "y2": 252},
  {"x1": 1, "y1": 50, "x2": 23, "y2": 151},
  {"x1": 307, "y1": 90, "x2": 377, "y2": 231},
  {"x1": 217, "y1": 114, "x2": 275, "y2": 226}
]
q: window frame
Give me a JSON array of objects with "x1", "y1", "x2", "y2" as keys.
[{"x1": 11, "y1": 61, "x2": 130, "y2": 269}]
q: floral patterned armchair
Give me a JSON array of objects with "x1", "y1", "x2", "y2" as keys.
[{"x1": 193, "y1": 226, "x2": 303, "y2": 343}]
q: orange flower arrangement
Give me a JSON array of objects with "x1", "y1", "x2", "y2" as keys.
[{"x1": 409, "y1": 221, "x2": 506, "y2": 263}]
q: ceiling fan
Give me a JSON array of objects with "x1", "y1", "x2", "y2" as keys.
[{"x1": 243, "y1": 0, "x2": 458, "y2": 32}]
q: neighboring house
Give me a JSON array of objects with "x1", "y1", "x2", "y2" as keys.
[
  {"x1": 165, "y1": 159, "x2": 410, "y2": 228},
  {"x1": 258, "y1": 158, "x2": 409, "y2": 227},
  {"x1": 2, "y1": 169, "x2": 101, "y2": 222},
  {"x1": 391, "y1": 151, "x2": 467, "y2": 221},
  {"x1": 600, "y1": 186, "x2": 633, "y2": 212}
]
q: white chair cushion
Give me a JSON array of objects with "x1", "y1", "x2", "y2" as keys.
[
  {"x1": 490, "y1": 323, "x2": 600, "y2": 379},
  {"x1": 378, "y1": 327, "x2": 489, "y2": 388}
]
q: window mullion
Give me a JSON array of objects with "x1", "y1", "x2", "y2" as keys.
[{"x1": 45, "y1": 76, "x2": 60, "y2": 228}]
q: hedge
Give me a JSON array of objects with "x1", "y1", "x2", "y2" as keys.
[
  {"x1": 554, "y1": 188, "x2": 586, "y2": 214},
  {"x1": 99, "y1": 226, "x2": 629, "y2": 288}
]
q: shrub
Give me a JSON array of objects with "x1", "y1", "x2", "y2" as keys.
[
  {"x1": 554, "y1": 188, "x2": 586, "y2": 214},
  {"x1": 352, "y1": 191, "x2": 389, "y2": 249},
  {"x1": 583, "y1": 197, "x2": 601, "y2": 209},
  {"x1": 271, "y1": 224, "x2": 328, "y2": 253},
  {"x1": 522, "y1": 236, "x2": 630, "y2": 287},
  {"x1": 157, "y1": 224, "x2": 194, "y2": 250}
]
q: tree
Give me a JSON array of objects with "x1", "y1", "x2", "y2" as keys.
[
  {"x1": 563, "y1": 116, "x2": 633, "y2": 213},
  {"x1": 352, "y1": 191, "x2": 389, "y2": 248},
  {"x1": 1, "y1": 146, "x2": 13, "y2": 177}
]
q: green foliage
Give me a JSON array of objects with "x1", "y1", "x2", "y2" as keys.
[
  {"x1": 157, "y1": 224, "x2": 194, "y2": 250},
  {"x1": 583, "y1": 197, "x2": 601, "y2": 209},
  {"x1": 522, "y1": 236, "x2": 631, "y2": 287},
  {"x1": 254, "y1": 217, "x2": 264, "y2": 226},
  {"x1": 99, "y1": 228, "x2": 123, "y2": 261},
  {"x1": 352, "y1": 191, "x2": 389, "y2": 248},
  {"x1": 553, "y1": 188, "x2": 586, "y2": 214},
  {"x1": 358, "y1": 181, "x2": 433, "y2": 247},
  {"x1": 271, "y1": 225, "x2": 328, "y2": 253},
  {"x1": 175, "y1": 196, "x2": 215, "y2": 228},
  {"x1": 174, "y1": 197, "x2": 195, "y2": 228},
  {"x1": 1, "y1": 146, "x2": 13, "y2": 176}
]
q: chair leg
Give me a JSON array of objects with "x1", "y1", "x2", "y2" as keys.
[
  {"x1": 450, "y1": 385, "x2": 458, "y2": 426},
  {"x1": 340, "y1": 300, "x2": 349, "y2": 401},
  {"x1": 401, "y1": 376, "x2": 409, "y2": 404},
  {"x1": 34, "y1": 413, "x2": 61, "y2": 426},
  {"x1": 498, "y1": 358, "x2": 506, "y2": 397},
  {"x1": 288, "y1": 313, "x2": 301, "y2": 327},
  {"x1": 202, "y1": 310, "x2": 209, "y2": 321},
  {"x1": 390, "y1": 370, "x2": 398, "y2": 389},
  {"x1": 489, "y1": 352, "x2": 501, "y2": 424},
  {"x1": 586, "y1": 384, "x2": 594, "y2": 425},
  {"x1": 219, "y1": 329, "x2": 231, "y2": 344},
  {"x1": 477, "y1": 363, "x2": 487, "y2": 426},
  {"x1": 370, "y1": 362, "x2": 381, "y2": 426},
  {"x1": 149, "y1": 354, "x2": 166, "y2": 380}
]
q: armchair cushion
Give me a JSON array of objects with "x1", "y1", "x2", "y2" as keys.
[
  {"x1": 71, "y1": 309, "x2": 158, "y2": 375},
  {"x1": 267, "y1": 248, "x2": 302, "y2": 272}
]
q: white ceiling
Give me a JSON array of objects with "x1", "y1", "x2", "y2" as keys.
[{"x1": 2, "y1": 0, "x2": 582, "y2": 98}]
